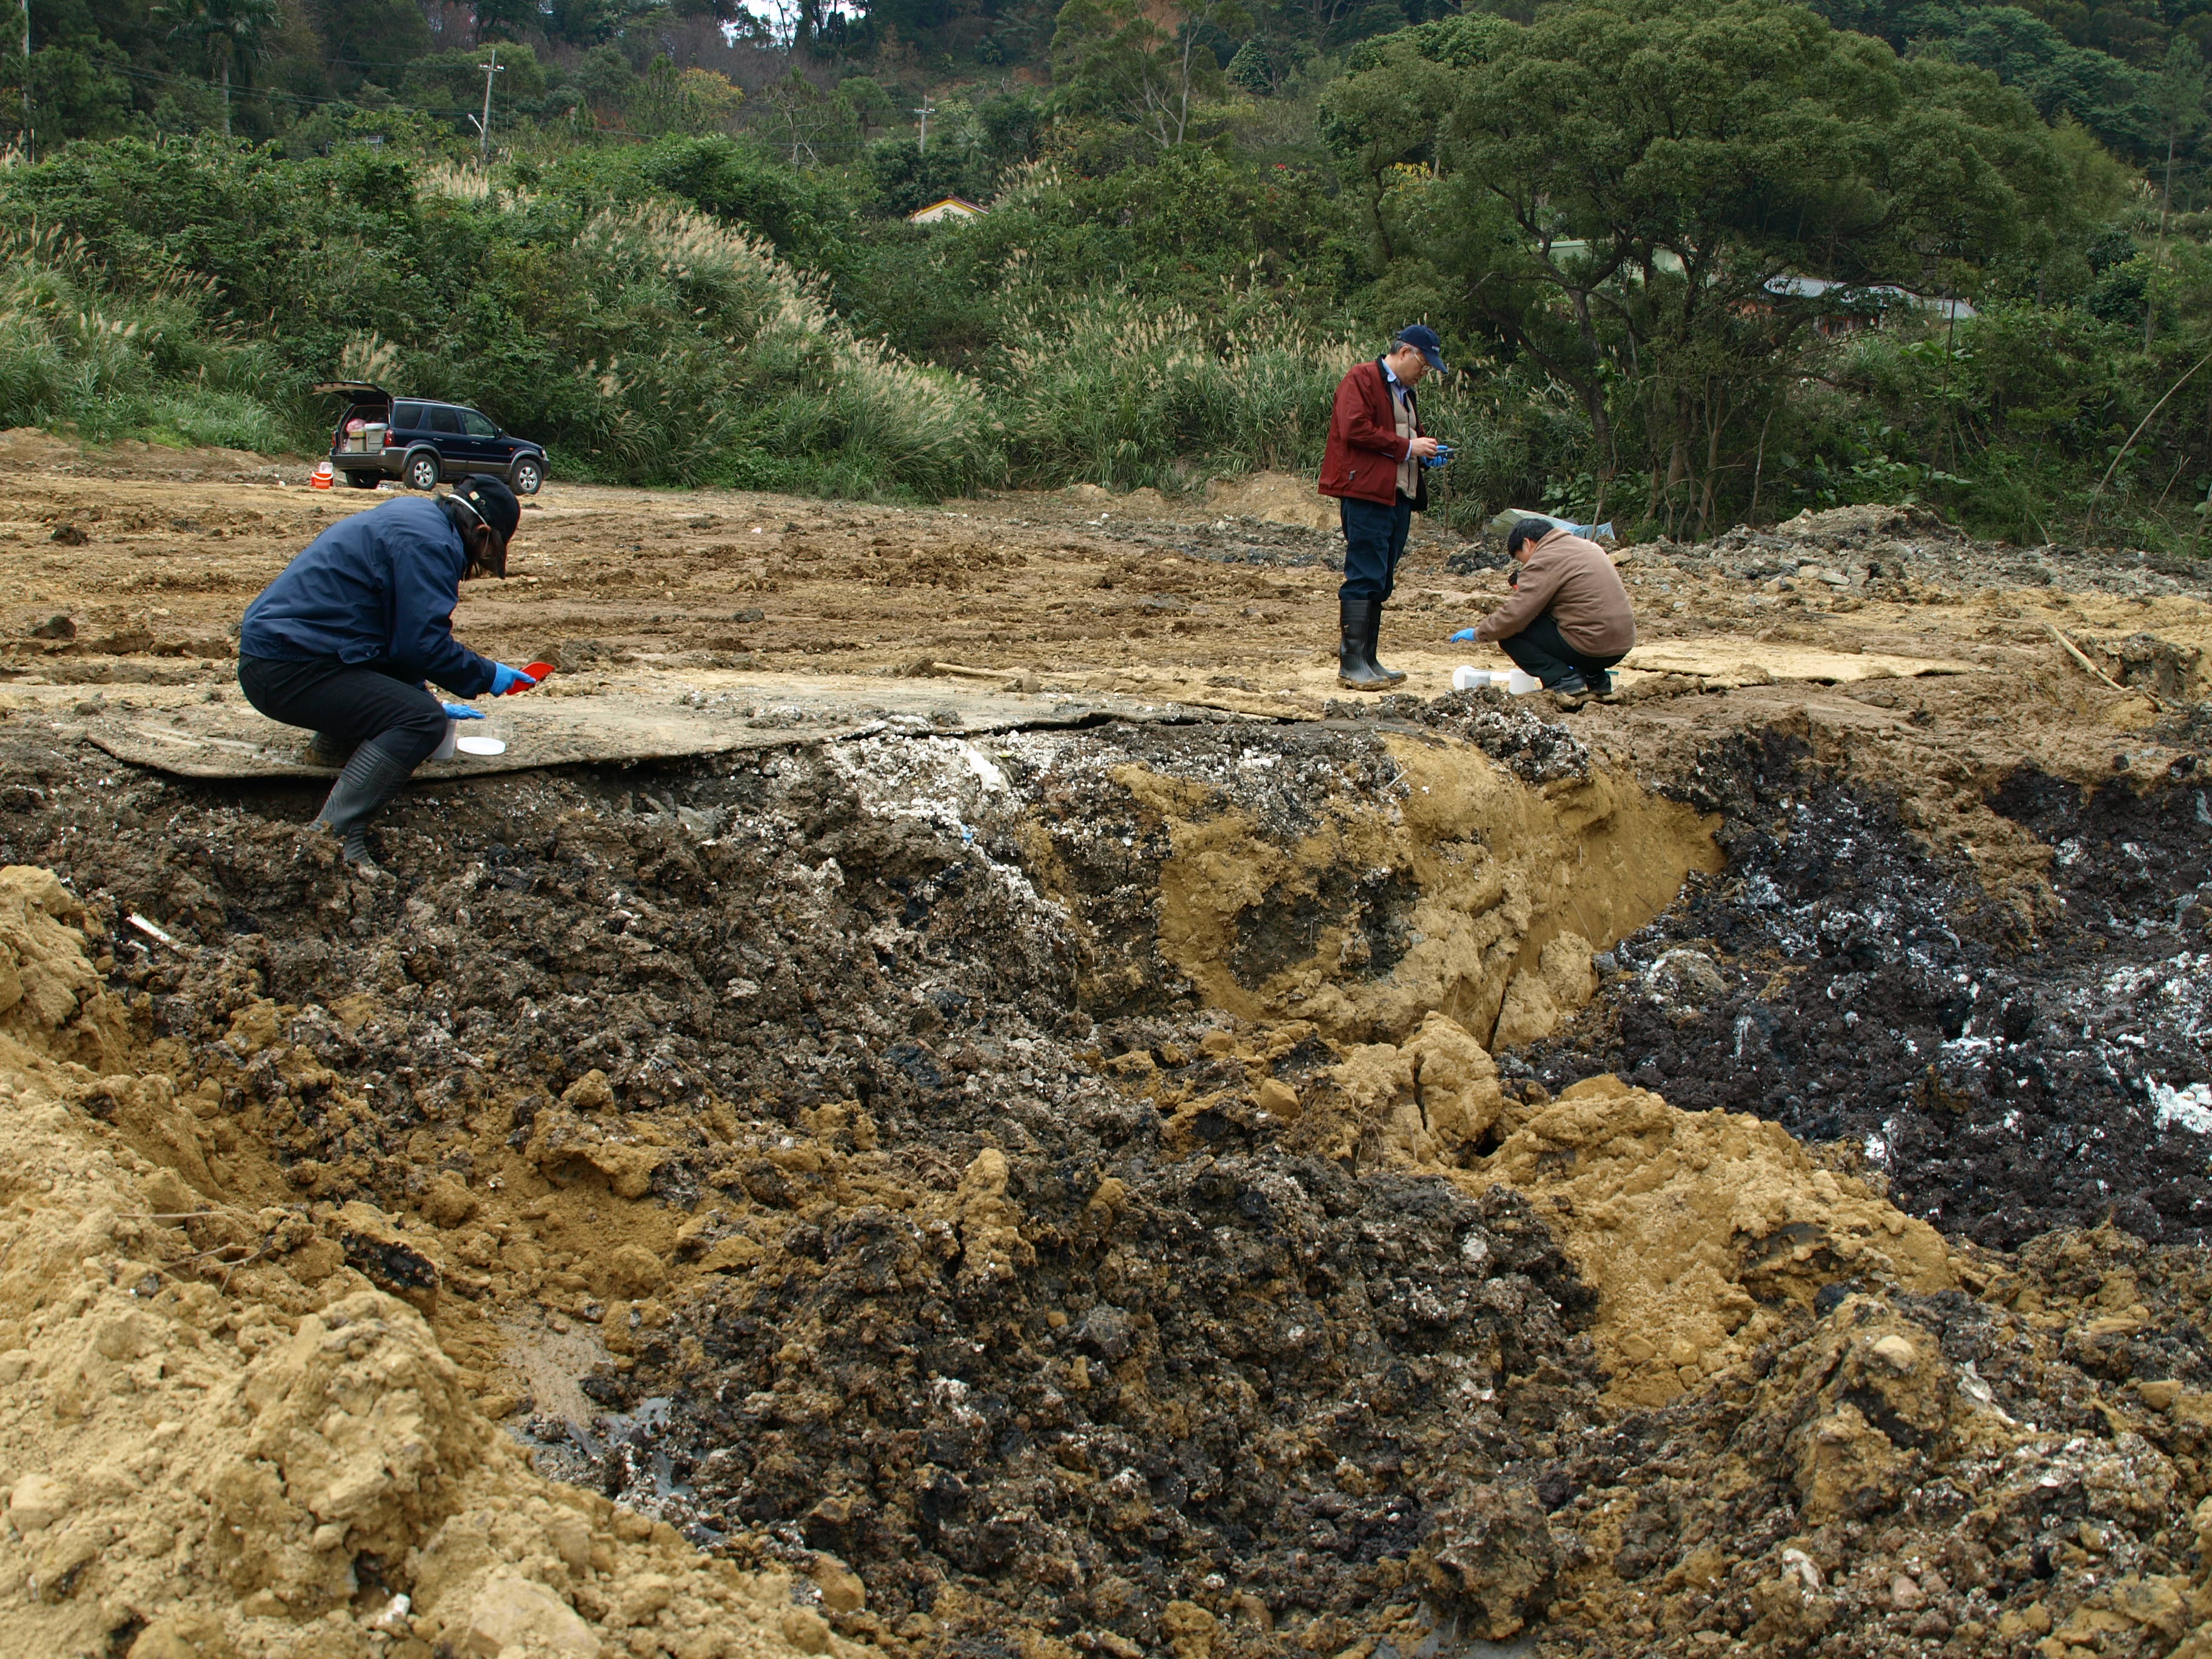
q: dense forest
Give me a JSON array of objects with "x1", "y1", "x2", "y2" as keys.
[{"x1": 2, "y1": 0, "x2": 2210, "y2": 544}]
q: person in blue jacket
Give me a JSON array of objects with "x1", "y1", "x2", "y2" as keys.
[{"x1": 238, "y1": 475, "x2": 538, "y2": 873}]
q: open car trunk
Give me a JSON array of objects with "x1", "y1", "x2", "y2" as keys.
[{"x1": 315, "y1": 381, "x2": 393, "y2": 458}]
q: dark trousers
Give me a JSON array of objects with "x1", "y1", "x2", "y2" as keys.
[
  {"x1": 1338, "y1": 494, "x2": 1414, "y2": 603},
  {"x1": 1496, "y1": 612, "x2": 1627, "y2": 688},
  {"x1": 238, "y1": 654, "x2": 449, "y2": 769}
]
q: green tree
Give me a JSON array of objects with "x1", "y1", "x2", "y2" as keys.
[
  {"x1": 626, "y1": 55, "x2": 743, "y2": 133},
  {"x1": 311, "y1": 0, "x2": 431, "y2": 93},
  {"x1": 153, "y1": 0, "x2": 278, "y2": 135},
  {"x1": 1900, "y1": 6, "x2": 2153, "y2": 161},
  {"x1": 472, "y1": 0, "x2": 544, "y2": 43},
  {"x1": 836, "y1": 72, "x2": 893, "y2": 138},
  {"x1": 1325, "y1": 0, "x2": 2122, "y2": 532},
  {"x1": 571, "y1": 42, "x2": 636, "y2": 112},
  {"x1": 1051, "y1": 0, "x2": 1252, "y2": 150},
  {"x1": 397, "y1": 41, "x2": 548, "y2": 124},
  {"x1": 1226, "y1": 38, "x2": 1272, "y2": 92},
  {"x1": 2150, "y1": 35, "x2": 2208, "y2": 232}
]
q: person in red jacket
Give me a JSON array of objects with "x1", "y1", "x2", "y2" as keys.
[{"x1": 1317, "y1": 326, "x2": 1446, "y2": 689}]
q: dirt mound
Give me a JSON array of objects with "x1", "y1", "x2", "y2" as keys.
[
  {"x1": 1540, "y1": 1223, "x2": 2212, "y2": 1658},
  {"x1": 0, "y1": 863, "x2": 129, "y2": 1071},
  {"x1": 0, "y1": 427, "x2": 300, "y2": 484},
  {"x1": 1201, "y1": 473, "x2": 1335, "y2": 534},
  {"x1": 0, "y1": 875, "x2": 843, "y2": 1659},
  {"x1": 1008, "y1": 719, "x2": 1714, "y2": 1045},
  {"x1": 1475, "y1": 1073, "x2": 1954, "y2": 1406},
  {"x1": 8, "y1": 443, "x2": 2212, "y2": 1659}
]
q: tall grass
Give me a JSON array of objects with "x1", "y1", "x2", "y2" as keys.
[
  {"x1": 995, "y1": 280, "x2": 1358, "y2": 489},
  {"x1": 556, "y1": 203, "x2": 996, "y2": 497},
  {"x1": 0, "y1": 147, "x2": 1000, "y2": 498},
  {"x1": 0, "y1": 143, "x2": 1407, "y2": 505},
  {"x1": 0, "y1": 224, "x2": 293, "y2": 451}
]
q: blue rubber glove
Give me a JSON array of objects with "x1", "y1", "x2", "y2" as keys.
[
  {"x1": 489, "y1": 663, "x2": 538, "y2": 696},
  {"x1": 1450, "y1": 627, "x2": 1478, "y2": 643},
  {"x1": 441, "y1": 703, "x2": 488, "y2": 720},
  {"x1": 1423, "y1": 444, "x2": 1455, "y2": 470}
]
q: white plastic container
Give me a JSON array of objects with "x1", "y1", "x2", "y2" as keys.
[
  {"x1": 431, "y1": 718, "x2": 458, "y2": 761},
  {"x1": 1452, "y1": 666, "x2": 1541, "y2": 695}
]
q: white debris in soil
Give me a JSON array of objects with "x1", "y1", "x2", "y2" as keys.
[{"x1": 2153, "y1": 1079, "x2": 2212, "y2": 1136}]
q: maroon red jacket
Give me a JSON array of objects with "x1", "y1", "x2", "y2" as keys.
[{"x1": 1318, "y1": 358, "x2": 1428, "y2": 512}]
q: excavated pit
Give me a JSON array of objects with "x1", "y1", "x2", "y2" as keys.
[
  {"x1": 0, "y1": 705, "x2": 1714, "y2": 1652},
  {"x1": 4, "y1": 680, "x2": 2210, "y2": 1659},
  {"x1": 2, "y1": 561, "x2": 2211, "y2": 1655}
]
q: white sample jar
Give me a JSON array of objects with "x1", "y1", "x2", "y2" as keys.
[
  {"x1": 1452, "y1": 666, "x2": 1544, "y2": 695},
  {"x1": 431, "y1": 718, "x2": 458, "y2": 761}
]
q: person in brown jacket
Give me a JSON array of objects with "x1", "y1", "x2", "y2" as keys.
[{"x1": 1473, "y1": 518, "x2": 1637, "y2": 705}]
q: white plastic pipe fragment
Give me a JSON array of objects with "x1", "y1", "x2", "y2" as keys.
[{"x1": 128, "y1": 913, "x2": 183, "y2": 950}]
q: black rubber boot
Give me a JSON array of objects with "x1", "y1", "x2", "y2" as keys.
[
  {"x1": 1365, "y1": 604, "x2": 1408, "y2": 686},
  {"x1": 310, "y1": 735, "x2": 420, "y2": 874},
  {"x1": 1338, "y1": 598, "x2": 1393, "y2": 691},
  {"x1": 1548, "y1": 671, "x2": 1591, "y2": 710}
]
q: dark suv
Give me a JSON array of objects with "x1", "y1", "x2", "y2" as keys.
[{"x1": 317, "y1": 381, "x2": 549, "y2": 495}]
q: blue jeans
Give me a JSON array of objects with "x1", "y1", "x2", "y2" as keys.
[{"x1": 1338, "y1": 494, "x2": 1414, "y2": 603}]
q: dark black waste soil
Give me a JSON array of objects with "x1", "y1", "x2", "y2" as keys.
[
  {"x1": 654, "y1": 1162, "x2": 1595, "y2": 1640},
  {"x1": 1523, "y1": 730, "x2": 2212, "y2": 1248},
  {"x1": 0, "y1": 723, "x2": 1605, "y2": 1649}
]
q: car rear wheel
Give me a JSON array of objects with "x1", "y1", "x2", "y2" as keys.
[
  {"x1": 404, "y1": 452, "x2": 441, "y2": 491},
  {"x1": 341, "y1": 471, "x2": 378, "y2": 489},
  {"x1": 511, "y1": 457, "x2": 543, "y2": 496}
]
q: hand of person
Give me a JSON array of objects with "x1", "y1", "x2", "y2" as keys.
[
  {"x1": 1409, "y1": 435, "x2": 1443, "y2": 460},
  {"x1": 441, "y1": 703, "x2": 488, "y2": 720},
  {"x1": 489, "y1": 663, "x2": 539, "y2": 695}
]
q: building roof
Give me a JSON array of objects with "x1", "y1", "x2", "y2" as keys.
[{"x1": 907, "y1": 196, "x2": 988, "y2": 224}]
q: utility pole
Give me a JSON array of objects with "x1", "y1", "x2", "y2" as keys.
[
  {"x1": 19, "y1": 0, "x2": 30, "y2": 163},
  {"x1": 473, "y1": 44, "x2": 503, "y2": 162},
  {"x1": 913, "y1": 93, "x2": 933, "y2": 155}
]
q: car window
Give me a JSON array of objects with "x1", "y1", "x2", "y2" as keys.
[
  {"x1": 427, "y1": 407, "x2": 463, "y2": 435},
  {"x1": 459, "y1": 410, "x2": 498, "y2": 438},
  {"x1": 392, "y1": 402, "x2": 425, "y2": 429}
]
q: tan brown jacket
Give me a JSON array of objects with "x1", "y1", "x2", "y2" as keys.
[{"x1": 1473, "y1": 529, "x2": 1637, "y2": 655}]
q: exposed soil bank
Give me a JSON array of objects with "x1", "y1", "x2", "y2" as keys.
[
  {"x1": 0, "y1": 702, "x2": 1694, "y2": 1655},
  {"x1": 5, "y1": 449, "x2": 2212, "y2": 1659}
]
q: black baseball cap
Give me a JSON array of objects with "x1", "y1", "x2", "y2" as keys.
[
  {"x1": 1395, "y1": 324, "x2": 1448, "y2": 374},
  {"x1": 448, "y1": 475, "x2": 521, "y2": 569}
]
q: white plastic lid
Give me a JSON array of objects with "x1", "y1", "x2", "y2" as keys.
[{"x1": 454, "y1": 734, "x2": 507, "y2": 757}]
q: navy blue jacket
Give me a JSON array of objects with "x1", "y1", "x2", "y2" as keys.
[{"x1": 240, "y1": 498, "x2": 497, "y2": 697}]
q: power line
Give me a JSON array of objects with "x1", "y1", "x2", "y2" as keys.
[{"x1": 106, "y1": 60, "x2": 483, "y2": 115}]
